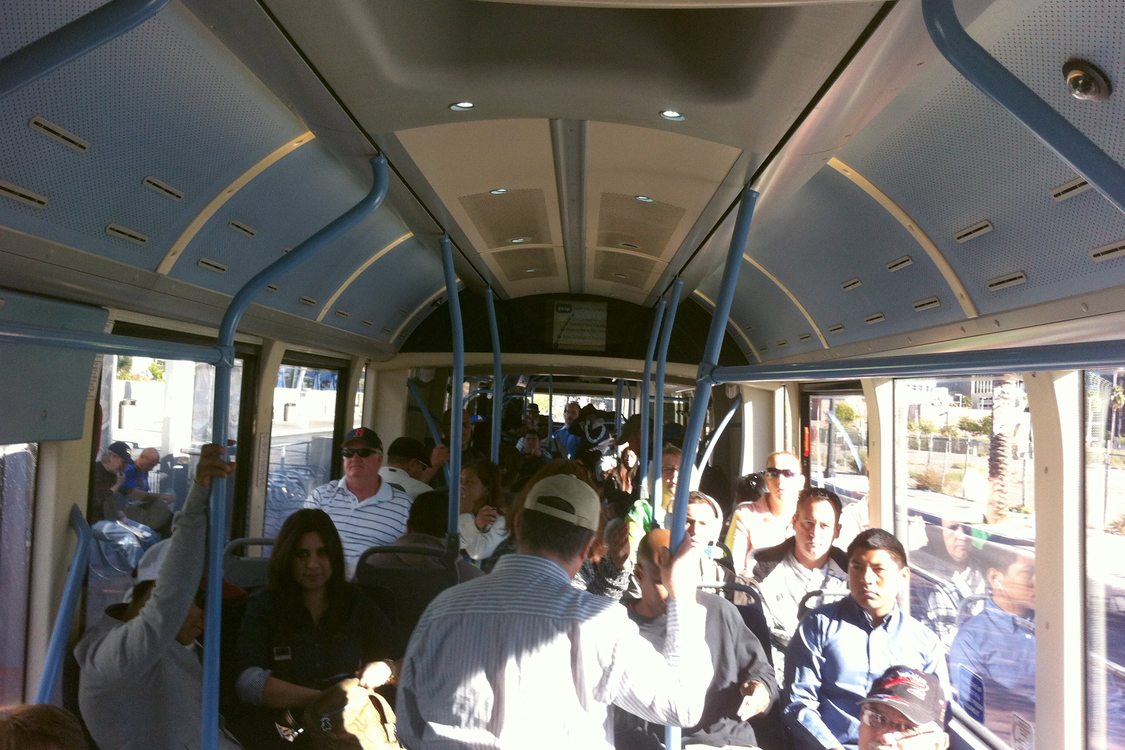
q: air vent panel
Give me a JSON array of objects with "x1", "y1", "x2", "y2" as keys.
[
  {"x1": 955, "y1": 220, "x2": 993, "y2": 243},
  {"x1": 1091, "y1": 241, "x2": 1125, "y2": 263},
  {"x1": 298, "y1": 296, "x2": 317, "y2": 306},
  {"x1": 197, "y1": 258, "x2": 227, "y2": 273},
  {"x1": 0, "y1": 180, "x2": 47, "y2": 208},
  {"x1": 143, "y1": 176, "x2": 183, "y2": 201},
  {"x1": 29, "y1": 116, "x2": 88, "y2": 152},
  {"x1": 828, "y1": 324, "x2": 845, "y2": 334},
  {"x1": 886, "y1": 255, "x2": 913, "y2": 272},
  {"x1": 864, "y1": 313, "x2": 885, "y2": 325},
  {"x1": 841, "y1": 278, "x2": 862, "y2": 291},
  {"x1": 987, "y1": 271, "x2": 1027, "y2": 291},
  {"x1": 913, "y1": 296, "x2": 941, "y2": 311},
  {"x1": 1051, "y1": 176, "x2": 1090, "y2": 202},
  {"x1": 105, "y1": 224, "x2": 148, "y2": 245},
  {"x1": 228, "y1": 220, "x2": 256, "y2": 238}
]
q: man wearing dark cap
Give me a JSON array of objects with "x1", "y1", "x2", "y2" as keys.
[
  {"x1": 858, "y1": 666, "x2": 948, "y2": 750},
  {"x1": 397, "y1": 474, "x2": 714, "y2": 748},
  {"x1": 379, "y1": 436, "x2": 434, "y2": 499},
  {"x1": 304, "y1": 426, "x2": 413, "y2": 578}
]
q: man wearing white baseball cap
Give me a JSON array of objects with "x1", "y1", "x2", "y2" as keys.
[{"x1": 397, "y1": 474, "x2": 713, "y2": 749}]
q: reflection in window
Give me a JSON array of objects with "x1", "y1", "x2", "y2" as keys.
[
  {"x1": 895, "y1": 374, "x2": 1036, "y2": 747},
  {"x1": 266, "y1": 365, "x2": 342, "y2": 538},
  {"x1": 1085, "y1": 368, "x2": 1125, "y2": 749},
  {"x1": 808, "y1": 393, "x2": 869, "y2": 546},
  {"x1": 0, "y1": 443, "x2": 36, "y2": 703}
]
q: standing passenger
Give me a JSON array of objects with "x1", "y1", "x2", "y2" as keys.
[
  {"x1": 75, "y1": 444, "x2": 240, "y2": 749},
  {"x1": 396, "y1": 474, "x2": 713, "y2": 748},
  {"x1": 303, "y1": 427, "x2": 413, "y2": 578},
  {"x1": 783, "y1": 528, "x2": 948, "y2": 750}
]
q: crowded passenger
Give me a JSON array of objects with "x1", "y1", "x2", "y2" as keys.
[
  {"x1": 751, "y1": 487, "x2": 848, "y2": 676},
  {"x1": 234, "y1": 508, "x2": 400, "y2": 748},
  {"x1": 552, "y1": 400, "x2": 582, "y2": 459},
  {"x1": 684, "y1": 490, "x2": 735, "y2": 591},
  {"x1": 914, "y1": 517, "x2": 986, "y2": 645},
  {"x1": 858, "y1": 666, "x2": 950, "y2": 750},
  {"x1": 626, "y1": 444, "x2": 684, "y2": 561},
  {"x1": 303, "y1": 427, "x2": 413, "y2": 578},
  {"x1": 0, "y1": 703, "x2": 88, "y2": 750},
  {"x1": 616, "y1": 527, "x2": 776, "y2": 750},
  {"x1": 396, "y1": 474, "x2": 713, "y2": 747},
  {"x1": 74, "y1": 444, "x2": 241, "y2": 749},
  {"x1": 458, "y1": 460, "x2": 509, "y2": 562},
  {"x1": 728, "y1": 452, "x2": 804, "y2": 576},
  {"x1": 362, "y1": 489, "x2": 483, "y2": 582},
  {"x1": 379, "y1": 436, "x2": 434, "y2": 499},
  {"x1": 783, "y1": 528, "x2": 948, "y2": 749}
]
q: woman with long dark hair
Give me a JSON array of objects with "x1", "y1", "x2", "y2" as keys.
[
  {"x1": 234, "y1": 508, "x2": 399, "y2": 747},
  {"x1": 458, "y1": 460, "x2": 509, "y2": 561}
]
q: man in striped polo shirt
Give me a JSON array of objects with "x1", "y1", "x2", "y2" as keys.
[{"x1": 304, "y1": 426, "x2": 413, "y2": 578}]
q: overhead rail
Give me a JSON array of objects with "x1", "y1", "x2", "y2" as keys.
[
  {"x1": 0, "y1": 0, "x2": 169, "y2": 99},
  {"x1": 441, "y1": 235, "x2": 466, "y2": 540},
  {"x1": 692, "y1": 392, "x2": 743, "y2": 491},
  {"x1": 652, "y1": 279, "x2": 683, "y2": 525},
  {"x1": 202, "y1": 155, "x2": 389, "y2": 750},
  {"x1": 36, "y1": 505, "x2": 92, "y2": 704},
  {"x1": 639, "y1": 299, "x2": 667, "y2": 502},
  {"x1": 922, "y1": 0, "x2": 1125, "y2": 215},
  {"x1": 485, "y1": 288, "x2": 503, "y2": 463}
]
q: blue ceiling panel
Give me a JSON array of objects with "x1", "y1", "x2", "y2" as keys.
[
  {"x1": 838, "y1": 0, "x2": 1125, "y2": 317},
  {"x1": 0, "y1": 4, "x2": 307, "y2": 270},
  {"x1": 327, "y1": 238, "x2": 445, "y2": 343},
  {"x1": 745, "y1": 168, "x2": 965, "y2": 348}
]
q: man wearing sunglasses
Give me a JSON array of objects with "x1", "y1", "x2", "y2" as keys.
[
  {"x1": 858, "y1": 666, "x2": 948, "y2": 750},
  {"x1": 304, "y1": 427, "x2": 413, "y2": 578}
]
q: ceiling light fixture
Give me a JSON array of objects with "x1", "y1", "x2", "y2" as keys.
[
  {"x1": 449, "y1": 101, "x2": 475, "y2": 111},
  {"x1": 613, "y1": 273, "x2": 628, "y2": 279},
  {"x1": 660, "y1": 109, "x2": 685, "y2": 122},
  {"x1": 635, "y1": 195, "x2": 655, "y2": 203},
  {"x1": 510, "y1": 237, "x2": 529, "y2": 244},
  {"x1": 489, "y1": 187, "x2": 508, "y2": 195}
]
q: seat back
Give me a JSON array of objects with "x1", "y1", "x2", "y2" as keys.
[
  {"x1": 720, "y1": 581, "x2": 775, "y2": 665},
  {"x1": 223, "y1": 537, "x2": 274, "y2": 590},
  {"x1": 355, "y1": 541, "x2": 462, "y2": 645}
]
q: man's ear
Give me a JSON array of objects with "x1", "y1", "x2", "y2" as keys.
[{"x1": 579, "y1": 534, "x2": 599, "y2": 563}]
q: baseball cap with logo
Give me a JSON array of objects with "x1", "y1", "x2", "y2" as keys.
[
  {"x1": 861, "y1": 665, "x2": 945, "y2": 726},
  {"x1": 343, "y1": 427, "x2": 382, "y2": 452},
  {"x1": 522, "y1": 475, "x2": 600, "y2": 532}
]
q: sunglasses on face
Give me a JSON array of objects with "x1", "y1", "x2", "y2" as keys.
[
  {"x1": 765, "y1": 467, "x2": 796, "y2": 478},
  {"x1": 341, "y1": 448, "x2": 380, "y2": 459},
  {"x1": 860, "y1": 707, "x2": 936, "y2": 739}
]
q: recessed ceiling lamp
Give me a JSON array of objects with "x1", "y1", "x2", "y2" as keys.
[
  {"x1": 525, "y1": 268, "x2": 536, "y2": 273},
  {"x1": 613, "y1": 273, "x2": 628, "y2": 279},
  {"x1": 489, "y1": 187, "x2": 508, "y2": 195},
  {"x1": 660, "y1": 109, "x2": 685, "y2": 122},
  {"x1": 510, "y1": 237, "x2": 529, "y2": 244},
  {"x1": 619, "y1": 242, "x2": 640, "y2": 250},
  {"x1": 635, "y1": 195, "x2": 655, "y2": 203},
  {"x1": 449, "y1": 101, "x2": 475, "y2": 111}
]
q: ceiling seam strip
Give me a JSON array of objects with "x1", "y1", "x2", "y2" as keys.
[
  {"x1": 156, "y1": 131, "x2": 315, "y2": 275},
  {"x1": 740, "y1": 254, "x2": 829, "y2": 349},
  {"x1": 828, "y1": 157, "x2": 978, "y2": 319},
  {"x1": 315, "y1": 232, "x2": 414, "y2": 322},
  {"x1": 392, "y1": 282, "x2": 461, "y2": 344},
  {"x1": 693, "y1": 290, "x2": 761, "y2": 364}
]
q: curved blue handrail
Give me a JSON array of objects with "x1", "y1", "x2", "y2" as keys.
[
  {"x1": 485, "y1": 288, "x2": 503, "y2": 463},
  {"x1": 639, "y1": 299, "x2": 667, "y2": 501},
  {"x1": 202, "y1": 155, "x2": 389, "y2": 749},
  {"x1": 441, "y1": 236, "x2": 465, "y2": 538},
  {"x1": 36, "y1": 505, "x2": 92, "y2": 704},
  {"x1": 651, "y1": 279, "x2": 683, "y2": 524}
]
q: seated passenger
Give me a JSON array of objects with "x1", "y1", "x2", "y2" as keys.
[
  {"x1": 378, "y1": 436, "x2": 434, "y2": 499},
  {"x1": 396, "y1": 474, "x2": 713, "y2": 747},
  {"x1": 235, "y1": 508, "x2": 400, "y2": 748},
  {"x1": 625, "y1": 444, "x2": 683, "y2": 561},
  {"x1": 916, "y1": 518, "x2": 986, "y2": 646},
  {"x1": 362, "y1": 489, "x2": 484, "y2": 582},
  {"x1": 751, "y1": 487, "x2": 848, "y2": 676},
  {"x1": 783, "y1": 528, "x2": 948, "y2": 750},
  {"x1": 858, "y1": 666, "x2": 949, "y2": 750},
  {"x1": 948, "y1": 543, "x2": 1035, "y2": 746},
  {"x1": 74, "y1": 444, "x2": 240, "y2": 749},
  {"x1": 303, "y1": 427, "x2": 413, "y2": 578},
  {"x1": 458, "y1": 460, "x2": 509, "y2": 562},
  {"x1": 616, "y1": 528, "x2": 776, "y2": 750},
  {"x1": 684, "y1": 491, "x2": 734, "y2": 592},
  {"x1": 727, "y1": 451, "x2": 804, "y2": 576},
  {"x1": 0, "y1": 703, "x2": 89, "y2": 750}
]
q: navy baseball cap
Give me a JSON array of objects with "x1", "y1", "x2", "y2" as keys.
[
  {"x1": 861, "y1": 666, "x2": 945, "y2": 726},
  {"x1": 106, "y1": 441, "x2": 132, "y2": 460},
  {"x1": 343, "y1": 427, "x2": 382, "y2": 451}
]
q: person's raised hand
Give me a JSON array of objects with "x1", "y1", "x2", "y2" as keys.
[
  {"x1": 656, "y1": 534, "x2": 701, "y2": 600},
  {"x1": 193, "y1": 443, "x2": 235, "y2": 489}
]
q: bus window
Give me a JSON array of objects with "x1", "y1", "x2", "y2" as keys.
[
  {"x1": 896, "y1": 374, "x2": 1036, "y2": 747},
  {"x1": 0, "y1": 443, "x2": 36, "y2": 703},
  {"x1": 807, "y1": 392, "x2": 868, "y2": 546},
  {"x1": 1085, "y1": 368, "x2": 1125, "y2": 748},
  {"x1": 265, "y1": 364, "x2": 344, "y2": 537}
]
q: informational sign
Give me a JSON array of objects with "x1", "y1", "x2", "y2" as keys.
[
  {"x1": 552, "y1": 300, "x2": 607, "y2": 351},
  {"x1": 1011, "y1": 712, "x2": 1034, "y2": 750},
  {"x1": 960, "y1": 666, "x2": 986, "y2": 724}
]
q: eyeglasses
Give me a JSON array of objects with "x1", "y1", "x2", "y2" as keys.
[
  {"x1": 341, "y1": 448, "x2": 380, "y2": 459},
  {"x1": 765, "y1": 467, "x2": 797, "y2": 478},
  {"x1": 860, "y1": 707, "x2": 936, "y2": 739}
]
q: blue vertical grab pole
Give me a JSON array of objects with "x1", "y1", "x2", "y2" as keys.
[
  {"x1": 615, "y1": 379, "x2": 624, "y2": 436},
  {"x1": 36, "y1": 506, "x2": 92, "y2": 704},
  {"x1": 203, "y1": 156, "x2": 388, "y2": 750},
  {"x1": 922, "y1": 0, "x2": 1125, "y2": 215},
  {"x1": 663, "y1": 187, "x2": 756, "y2": 750},
  {"x1": 485, "y1": 288, "x2": 503, "y2": 463},
  {"x1": 407, "y1": 379, "x2": 451, "y2": 485},
  {"x1": 652, "y1": 279, "x2": 683, "y2": 524},
  {"x1": 441, "y1": 236, "x2": 465, "y2": 538},
  {"x1": 639, "y1": 299, "x2": 666, "y2": 501}
]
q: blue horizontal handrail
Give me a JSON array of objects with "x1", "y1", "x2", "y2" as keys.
[
  {"x1": 0, "y1": 320, "x2": 222, "y2": 364},
  {"x1": 0, "y1": 0, "x2": 169, "y2": 100},
  {"x1": 36, "y1": 505, "x2": 92, "y2": 704}
]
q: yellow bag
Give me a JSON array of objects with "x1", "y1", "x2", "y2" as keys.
[{"x1": 300, "y1": 678, "x2": 401, "y2": 750}]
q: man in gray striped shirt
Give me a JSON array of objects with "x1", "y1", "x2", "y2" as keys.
[
  {"x1": 303, "y1": 426, "x2": 413, "y2": 578},
  {"x1": 396, "y1": 474, "x2": 713, "y2": 748}
]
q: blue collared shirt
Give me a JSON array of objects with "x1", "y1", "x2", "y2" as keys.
[{"x1": 783, "y1": 595, "x2": 949, "y2": 749}]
